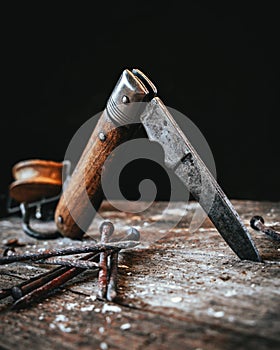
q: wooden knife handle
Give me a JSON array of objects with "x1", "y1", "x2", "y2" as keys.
[
  {"x1": 55, "y1": 113, "x2": 136, "y2": 238},
  {"x1": 55, "y1": 69, "x2": 155, "y2": 239}
]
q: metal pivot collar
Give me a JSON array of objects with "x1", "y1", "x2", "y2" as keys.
[{"x1": 106, "y1": 69, "x2": 157, "y2": 126}]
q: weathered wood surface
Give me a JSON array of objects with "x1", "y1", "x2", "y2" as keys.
[{"x1": 0, "y1": 200, "x2": 280, "y2": 350}]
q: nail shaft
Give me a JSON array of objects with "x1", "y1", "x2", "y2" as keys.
[
  {"x1": 11, "y1": 265, "x2": 70, "y2": 300},
  {"x1": 106, "y1": 250, "x2": 119, "y2": 301},
  {"x1": 0, "y1": 241, "x2": 139, "y2": 265},
  {"x1": 1, "y1": 222, "x2": 140, "y2": 309},
  {"x1": 11, "y1": 252, "x2": 100, "y2": 310},
  {"x1": 36, "y1": 258, "x2": 100, "y2": 269},
  {"x1": 97, "y1": 222, "x2": 114, "y2": 299},
  {"x1": 106, "y1": 227, "x2": 140, "y2": 301},
  {"x1": 0, "y1": 265, "x2": 67, "y2": 300}
]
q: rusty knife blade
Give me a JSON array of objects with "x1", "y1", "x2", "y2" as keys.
[{"x1": 140, "y1": 97, "x2": 261, "y2": 262}]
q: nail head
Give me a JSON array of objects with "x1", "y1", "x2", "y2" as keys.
[
  {"x1": 99, "y1": 221, "x2": 114, "y2": 237},
  {"x1": 250, "y1": 215, "x2": 264, "y2": 231},
  {"x1": 125, "y1": 227, "x2": 140, "y2": 241}
]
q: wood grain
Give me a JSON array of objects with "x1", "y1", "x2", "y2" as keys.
[
  {"x1": 1, "y1": 200, "x2": 280, "y2": 350},
  {"x1": 54, "y1": 111, "x2": 137, "y2": 239}
]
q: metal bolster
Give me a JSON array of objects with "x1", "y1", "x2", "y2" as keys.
[{"x1": 106, "y1": 69, "x2": 157, "y2": 126}]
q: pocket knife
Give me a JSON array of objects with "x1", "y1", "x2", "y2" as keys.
[{"x1": 54, "y1": 68, "x2": 261, "y2": 262}]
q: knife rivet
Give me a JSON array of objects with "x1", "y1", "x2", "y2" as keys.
[
  {"x1": 122, "y1": 95, "x2": 130, "y2": 104},
  {"x1": 99, "y1": 132, "x2": 106, "y2": 141},
  {"x1": 57, "y1": 215, "x2": 64, "y2": 224}
]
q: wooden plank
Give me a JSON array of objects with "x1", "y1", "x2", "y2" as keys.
[{"x1": 1, "y1": 200, "x2": 280, "y2": 349}]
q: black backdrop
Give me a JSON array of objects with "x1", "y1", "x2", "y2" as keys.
[{"x1": 1, "y1": 2, "x2": 279, "y2": 214}]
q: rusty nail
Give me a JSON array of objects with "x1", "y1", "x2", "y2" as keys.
[
  {"x1": 97, "y1": 221, "x2": 114, "y2": 299},
  {"x1": 10, "y1": 252, "x2": 100, "y2": 310},
  {"x1": 106, "y1": 227, "x2": 140, "y2": 301},
  {"x1": 250, "y1": 215, "x2": 280, "y2": 242},
  {"x1": 106, "y1": 250, "x2": 119, "y2": 301}
]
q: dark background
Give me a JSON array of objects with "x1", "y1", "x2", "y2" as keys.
[{"x1": 1, "y1": 2, "x2": 279, "y2": 215}]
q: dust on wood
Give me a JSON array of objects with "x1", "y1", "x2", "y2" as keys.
[{"x1": 1, "y1": 200, "x2": 280, "y2": 350}]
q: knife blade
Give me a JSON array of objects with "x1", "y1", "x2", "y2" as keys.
[{"x1": 140, "y1": 97, "x2": 261, "y2": 262}]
